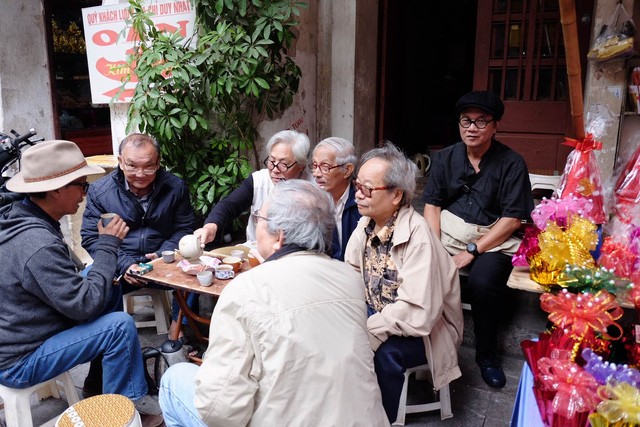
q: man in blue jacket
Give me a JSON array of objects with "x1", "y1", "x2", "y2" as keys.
[
  {"x1": 0, "y1": 140, "x2": 162, "y2": 424},
  {"x1": 309, "y1": 137, "x2": 360, "y2": 260},
  {"x1": 81, "y1": 133, "x2": 196, "y2": 392}
]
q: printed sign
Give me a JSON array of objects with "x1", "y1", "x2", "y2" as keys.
[{"x1": 82, "y1": 0, "x2": 195, "y2": 104}]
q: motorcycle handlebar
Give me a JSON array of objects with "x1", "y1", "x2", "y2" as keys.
[{"x1": 11, "y1": 128, "x2": 37, "y2": 147}]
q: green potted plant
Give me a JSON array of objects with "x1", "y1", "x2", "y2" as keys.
[{"x1": 121, "y1": 0, "x2": 306, "y2": 217}]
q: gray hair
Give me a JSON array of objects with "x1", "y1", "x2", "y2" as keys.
[
  {"x1": 313, "y1": 137, "x2": 357, "y2": 179},
  {"x1": 265, "y1": 180, "x2": 335, "y2": 254},
  {"x1": 359, "y1": 142, "x2": 418, "y2": 206},
  {"x1": 118, "y1": 133, "x2": 161, "y2": 158},
  {"x1": 265, "y1": 130, "x2": 310, "y2": 168}
]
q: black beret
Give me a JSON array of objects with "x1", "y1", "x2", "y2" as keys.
[{"x1": 455, "y1": 91, "x2": 505, "y2": 121}]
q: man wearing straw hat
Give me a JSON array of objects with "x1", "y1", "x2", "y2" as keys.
[{"x1": 0, "y1": 140, "x2": 163, "y2": 425}]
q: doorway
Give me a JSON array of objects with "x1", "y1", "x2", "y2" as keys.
[
  {"x1": 377, "y1": 0, "x2": 478, "y2": 157},
  {"x1": 44, "y1": 0, "x2": 112, "y2": 156},
  {"x1": 377, "y1": 0, "x2": 593, "y2": 173}
]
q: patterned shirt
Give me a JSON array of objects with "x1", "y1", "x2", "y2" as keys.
[{"x1": 363, "y1": 210, "x2": 400, "y2": 312}]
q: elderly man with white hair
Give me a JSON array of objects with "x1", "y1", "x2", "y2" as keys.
[
  {"x1": 159, "y1": 180, "x2": 389, "y2": 427},
  {"x1": 194, "y1": 130, "x2": 311, "y2": 247},
  {"x1": 309, "y1": 137, "x2": 361, "y2": 260},
  {"x1": 345, "y1": 142, "x2": 464, "y2": 423}
]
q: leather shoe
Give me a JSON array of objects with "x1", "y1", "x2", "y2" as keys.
[{"x1": 478, "y1": 359, "x2": 506, "y2": 388}]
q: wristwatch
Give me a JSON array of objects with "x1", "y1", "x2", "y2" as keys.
[{"x1": 466, "y1": 242, "x2": 480, "y2": 257}]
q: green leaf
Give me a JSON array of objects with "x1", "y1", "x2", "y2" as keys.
[{"x1": 254, "y1": 77, "x2": 270, "y2": 89}]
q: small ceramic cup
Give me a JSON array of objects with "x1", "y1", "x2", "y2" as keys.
[
  {"x1": 197, "y1": 271, "x2": 213, "y2": 286},
  {"x1": 247, "y1": 253, "x2": 260, "y2": 268},
  {"x1": 215, "y1": 265, "x2": 235, "y2": 280},
  {"x1": 230, "y1": 249, "x2": 245, "y2": 259},
  {"x1": 161, "y1": 250, "x2": 175, "y2": 263},
  {"x1": 100, "y1": 213, "x2": 117, "y2": 226},
  {"x1": 222, "y1": 256, "x2": 242, "y2": 272}
]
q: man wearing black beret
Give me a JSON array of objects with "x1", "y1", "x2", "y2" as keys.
[{"x1": 423, "y1": 91, "x2": 534, "y2": 388}]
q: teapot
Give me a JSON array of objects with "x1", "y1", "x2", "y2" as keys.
[{"x1": 178, "y1": 234, "x2": 203, "y2": 260}]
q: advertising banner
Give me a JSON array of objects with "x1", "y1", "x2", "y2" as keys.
[{"x1": 82, "y1": 0, "x2": 195, "y2": 104}]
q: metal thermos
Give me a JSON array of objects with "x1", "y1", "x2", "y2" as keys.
[{"x1": 160, "y1": 339, "x2": 188, "y2": 367}]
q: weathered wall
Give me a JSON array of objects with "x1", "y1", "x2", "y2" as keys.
[
  {"x1": 583, "y1": 0, "x2": 634, "y2": 183},
  {"x1": 255, "y1": 1, "x2": 318, "y2": 158},
  {"x1": 0, "y1": 0, "x2": 55, "y2": 140}
]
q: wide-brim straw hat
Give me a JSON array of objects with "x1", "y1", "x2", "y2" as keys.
[{"x1": 6, "y1": 140, "x2": 105, "y2": 193}]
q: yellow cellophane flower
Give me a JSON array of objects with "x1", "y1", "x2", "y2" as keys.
[
  {"x1": 529, "y1": 218, "x2": 598, "y2": 285},
  {"x1": 595, "y1": 381, "x2": 640, "y2": 424}
]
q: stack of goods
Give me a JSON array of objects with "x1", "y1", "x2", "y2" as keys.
[
  {"x1": 514, "y1": 131, "x2": 640, "y2": 425},
  {"x1": 587, "y1": 1, "x2": 635, "y2": 63}
]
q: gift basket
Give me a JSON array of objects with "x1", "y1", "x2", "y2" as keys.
[{"x1": 513, "y1": 103, "x2": 640, "y2": 425}]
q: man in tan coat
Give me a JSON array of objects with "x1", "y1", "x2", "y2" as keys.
[
  {"x1": 345, "y1": 142, "x2": 464, "y2": 423},
  {"x1": 159, "y1": 180, "x2": 389, "y2": 427}
]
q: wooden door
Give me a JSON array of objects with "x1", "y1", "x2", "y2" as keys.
[{"x1": 474, "y1": 0, "x2": 593, "y2": 174}]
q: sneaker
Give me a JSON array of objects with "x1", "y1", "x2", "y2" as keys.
[{"x1": 134, "y1": 394, "x2": 162, "y2": 416}]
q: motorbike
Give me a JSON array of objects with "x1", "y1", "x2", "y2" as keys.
[{"x1": 0, "y1": 128, "x2": 42, "y2": 206}]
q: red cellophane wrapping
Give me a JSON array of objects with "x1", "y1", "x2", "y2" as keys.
[
  {"x1": 536, "y1": 354, "x2": 599, "y2": 426},
  {"x1": 613, "y1": 143, "x2": 640, "y2": 225},
  {"x1": 556, "y1": 135, "x2": 606, "y2": 224}
]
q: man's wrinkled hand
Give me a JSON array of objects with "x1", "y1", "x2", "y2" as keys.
[
  {"x1": 452, "y1": 251, "x2": 474, "y2": 270},
  {"x1": 97, "y1": 214, "x2": 129, "y2": 240},
  {"x1": 194, "y1": 223, "x2": 217, "y2": 246}
]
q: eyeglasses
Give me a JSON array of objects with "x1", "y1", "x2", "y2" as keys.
[
  {"x1": 251, "y1": 209, "x2": 269, "y2": 222},
  {"x1": 352, "y1": 179, "x2": 393, "y2": 198},
  {"x1": 263, "y1": 157, "x2": 297, "y2": 173},
  {"x1": 459, "y1": 117, "x2": 494, "y2": 129},
  {"x1": 122, "y1": 162, "x2": 159, "y2": 175},
  {"x1": 308, "y1": 162, "x2": 345, "y2": 174},
  {"x1": 67, "y1": 181, "x2": 90, "y2": 193}
]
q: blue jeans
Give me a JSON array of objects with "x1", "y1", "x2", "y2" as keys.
[
  {"x1": 159, "y1": 362, "x2": 205, "y2": 427},
  {"x1": 0, "y1": 312, "x2": 148, "y2": 400},
  {"x1": 368, "y1": 306, "x2": 427, "y2": 423}
]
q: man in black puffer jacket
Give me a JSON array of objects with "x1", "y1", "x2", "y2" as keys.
[{"x1": 81, "y1": 133, "x2": 197, "y2": 381}]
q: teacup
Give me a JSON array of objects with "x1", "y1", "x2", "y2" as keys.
[
  {"x1": 230, "y1": 249, "x2": 245, "y2": 259},
  {"x1": 247, "y1": 253, "x2": 260, "y2": 268},
  {"x1": 161, "y1": 250, "x2": 175, "y2": 263},
  {"x1": 100, "y1": 213, "x2": 117, "y2": 226},
  {"x1": 222, "y1": 256, "x2": 242, "y2": 272},
  {"x1": 179, "y1": 235, "x2": 203, "y2": 260},
  {"x1": 197, "y1": 271, "x2": 213, "y2": 286},
  {"x1": 215, "y1": 265, "x2": 235, "y2": 280}
]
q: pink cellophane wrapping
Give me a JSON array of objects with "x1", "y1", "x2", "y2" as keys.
[{"x1": 536, "y1": 356, "x2": 599, "y2": 425}]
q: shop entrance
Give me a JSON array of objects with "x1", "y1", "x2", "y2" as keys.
[
  {"x1": 377, "y1": 0, "x2": 478, "y2": 157},
  {"x1": 44, "y1": 0, "x2": 112, "y2": 156},
  {"x1": 377, "y1": 0, "x2": 593, "y2": 173}
]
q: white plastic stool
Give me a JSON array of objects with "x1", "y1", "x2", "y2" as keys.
[
  {"x1": 123, "y1": 289, "x2": 171, "y2": 335},
  {"x1": 393, "y1": 363, "x2": 453, "y2": 425},
  {"x1": 0, "y1": 371, "x2": 80, "y2": 427}
]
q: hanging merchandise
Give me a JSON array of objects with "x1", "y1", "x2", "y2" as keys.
[{"x1": 588, "y1": 1, "x2": 636, "y2": 62}]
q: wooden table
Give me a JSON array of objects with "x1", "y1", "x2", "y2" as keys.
[
  {"x1": 507, "y1": 266, "x2": 634, "y2": 309},
  {"x1": 135, "y1": 252, "x2": 250, "y2": 344}
]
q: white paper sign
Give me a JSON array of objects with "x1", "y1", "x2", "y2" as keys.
[{"x1": 82, "y1": 0, "x2": 195, "y2": 104}]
